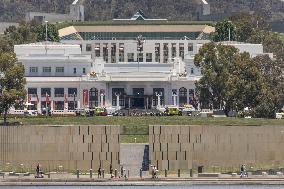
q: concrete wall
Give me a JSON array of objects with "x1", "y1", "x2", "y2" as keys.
[
  {"x1": 0, "y1": 125, "x2": 120, "y2": 172},
  {"x1": 149, "y1": 125, "x2": 284, "y2": 171}
]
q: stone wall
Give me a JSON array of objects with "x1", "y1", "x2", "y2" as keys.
[
  {"x1": 0, "y1": 125, "x2": 120, "y2": 172},
  {"x1": 149, "y1": 125, "x2": 284, "y2": 171}
]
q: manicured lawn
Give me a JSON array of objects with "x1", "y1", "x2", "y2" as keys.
[{"x1": 4, "y1": 116, "x2": 284, "y2": 136}]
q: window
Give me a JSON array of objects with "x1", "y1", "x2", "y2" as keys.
[
  {"x1": 155, "y1": 43, "x2": 160, "y2": 63},
  {"x1": 41, "y1": 88, "x2": 51, "y2": 97},
  {"x1": 73, "y1": 68, "x2": 77, "y2": 74},
  {"x1": 146, "y1": 53, "x2": 152, "y2": 62},
  {"x1": 29, "y1": 67, "x2": 38, "y2": 73},
  {"x1": 68, "y1": 88, "x2": 77, "y2": 97},
  {"x1": 179, "y1": 43, "x2": 184, "y2": 60},
  {"x1": 188, "y1": 43, "x2": 193, "y2": 52},
  {"x1": 83, "y1": 68, "x2": 86, "y2": 74},
  {"x1": 43, "y1": 67, "x2": 51, "y2": 73},
  {"x1": 179, "y1": 87, "x2": 187, "y2": 106},
  {"x1": 86, "y1": 44, "x2": 92, "y2": 51},
  {"x1": 28, "y1": 88, "x2": 37, "y2": 97},
  {"x1": 191, "y1": 68, "x2": 194, "y2": 74},
  {"x1": 95, "y1": 43, "x2": 100, "y2": 57},
  {"x1": 56, "y1": 67, "x2": 64, "y2": 73},
  {"x1": 89, "y1": 88, "x2": 99, "y2": 108},
  {"x1": 54, "y1": 88, "x2": 64, "y2": 97},
  {"x1": 119, "y1": 43, "x2": 125, "y2": 62},
  {"x1": 137, "y1": 53, "x2": 143, "y2": 62},
  {"x1": 127, "y1": 53, "x2": 134, "y2": 62}
]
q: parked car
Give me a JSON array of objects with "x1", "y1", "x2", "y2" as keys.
[
  {"x1": 75, "y1": 108, "x2": 90, "y2": 116},
  {"x1": 164, "y1": 106, "x2": 182, "y2": 116},
  {"x1": 90, "y1": 107, "x2": 107, "y2": 116}
]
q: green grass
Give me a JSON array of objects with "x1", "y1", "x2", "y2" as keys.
[
  {"x1": 121, "y1": 135, "x2": 149, "y2": 143},
  {"x1": 4, "y1": 116, "x2": 284, "y2": 136}
]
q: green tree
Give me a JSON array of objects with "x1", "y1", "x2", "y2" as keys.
[
  {"x1": 0, "y1": 52, "x2": 26, "y2": 125},
  {"x1": 34, "y1": 23, "x2": 60, "y2": 42},
  {"x1": 195, "y1": 42, "x2": 283, "y2": 118},
  {"x1": 194, "y1": 42, "x2": 239, "y2": 112},
  {"x1": 213, "y1": 20, "x2": 237, "y2": 42}
]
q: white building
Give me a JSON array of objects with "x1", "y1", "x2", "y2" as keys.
[
  {"x1": 26, "y1": 0, "x2": 84, "y2": 23},
  {"x1": 14, "y1": 23, "x2": 266, "y2": 113}
]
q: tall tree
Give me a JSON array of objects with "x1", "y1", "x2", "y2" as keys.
[
  {"x1": 213, "y1": 20, "x2": 237, "y2": 42},
  {"x1": 0, "y1": 51, "x2": 26, "y2": 125}
]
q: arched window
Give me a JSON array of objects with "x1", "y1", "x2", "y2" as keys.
[
  {"x1": 179, "y1": 87, "x2": 187, "y2": 106},
  {"x1": 89, "y1": 88, "x2": 99, "y2": 108}
]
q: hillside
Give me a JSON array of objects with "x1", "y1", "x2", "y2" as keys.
[{"x1": 0, "y1": 0, "x2": 284, "y2": 22}]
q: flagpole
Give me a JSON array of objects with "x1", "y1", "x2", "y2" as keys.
[{"x1": 45, "y1": 92, "x2": 48, "y2": 117}]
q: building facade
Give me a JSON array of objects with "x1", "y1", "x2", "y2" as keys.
[{"x1": 14, "y1": 24, "x2": 266, "y2": 114}]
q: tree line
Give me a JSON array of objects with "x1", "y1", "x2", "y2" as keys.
[{"x1": 195, "y1": 13, "x2": 284, "y2": 118}]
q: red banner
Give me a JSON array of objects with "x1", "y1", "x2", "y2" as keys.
[
  {"x1": 64, "y1": 94, "x2": 68, "y2": 103},
  {"x1": 83, "y1": 89, "x2": 88, "y2": 106},
  {"x1": 28, "y1": 94, "x2": 31, "y2": 103},
  {"x1": 45, "y1": 93, "x2": 50, "y2": 103}
]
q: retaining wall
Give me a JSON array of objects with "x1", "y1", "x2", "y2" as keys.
[
  {"x1": 0, "y1": 125, "x2": 120, "y2": 172},
  {"x1": 149, "y1": 125, "x2": 284, "y2": 171}
]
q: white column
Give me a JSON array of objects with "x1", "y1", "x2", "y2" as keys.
[
  {"x1": 186, "y1": 88, "x2": 189, "y2": 105},
  {"x1": 100, "y1": 93, "x2": 104, "y2": 107},
  {"x1": 173, "y1": 94, "x2": 177, "y2": 106},
  {"x1": 116, "y1": 43, "x2": 119, "y2": 63},
  {"x1": 108, "y1": 43, "x2": 111, "y2": 63},
  {"x1": 116, "y1": 93, "x2": 120, "y2": 109},
  {"x1": 37, "y1": 88, "x2": 41, "y2": 113},
  {"x1": 156, "y1": 93, "x2": 161, "y2": 108},
  {"x1": 160, "y1": 43, "x2": 163, "y2": 63}
]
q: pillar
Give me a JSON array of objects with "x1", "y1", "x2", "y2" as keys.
[
  {"x1": 100, "y1": 93, "x2": 104, "y2": 107},
  {"x1": 116, "y1": 94, "x2": 120, "y2": 109},
  {"x1": 37, "y1": 88, "x2": 41, "y2": 113}
]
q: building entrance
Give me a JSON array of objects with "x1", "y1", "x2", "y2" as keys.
[{"x1": 132, "y1": 97, "x2": 145, "y2": 108}]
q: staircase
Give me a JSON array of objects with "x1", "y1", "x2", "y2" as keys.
[{"x1": 120, "y1": 144, "x2": 149, "y2": 177}]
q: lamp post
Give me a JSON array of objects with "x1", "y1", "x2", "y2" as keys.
[
  {"x1": 137, "y1": 35, "x2": 144, "y2": 72},
  {"x1": 45, "y1": 21, "x2": 48, "y2": 42},
  {"x1": 73, "y1": 92, "x2": 76, "y2": 110}
]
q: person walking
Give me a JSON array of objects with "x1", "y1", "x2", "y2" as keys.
[
  {"x1": 240, "y1": 165, "x2": 244, "y2": 178},
  {"x1": 98, "y1": 167, "x2": 101, "y2": 178},
  {"x1": 110, "y1": 164, "x2": 113, "y2": 178},
  {"x1": 120, "y1": 165, "x2": 124, "y2": 178}
]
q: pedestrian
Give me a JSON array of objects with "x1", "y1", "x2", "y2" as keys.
[
  {"x1": 120, "y1": 165, "x2": 124, "y2": 178},
  {"x1": 240, "y1": 165, "x2": 244, "y2": 178},
  {"x1": 36, "y1": 163, "x2": 40, "y2": 178},
  {"x1": 110, "y1": 164, "x2": 113, "y2": 178},
  {"x1": 98, "y1": 167, "x2": 101, "y2": 178}
]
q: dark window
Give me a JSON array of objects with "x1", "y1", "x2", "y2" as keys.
[
  {"x1": 89, "y1": 88, "x2": 99, "y2": 108},
  {"x1": 41, "y1": 88, "x2": 51, "y2": 97},
  {"x1": 83, "y1": 68, "x2": 86, "y2": 74},
  {"x1": 54, "y1": 88, "x2": 64, "y2": 97},
  {"x1": 179, "y1": 87, "x2": 187, "y2": 106},
  {"x1": 73, "y1": 68, "x2": 77, "y2": 74},
  {"x1": 28, "y1": 88, "x2": 37, "y2": 95},
  {"x1": 68, "y1": 88, "x2": 77, "y2": 97}
]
